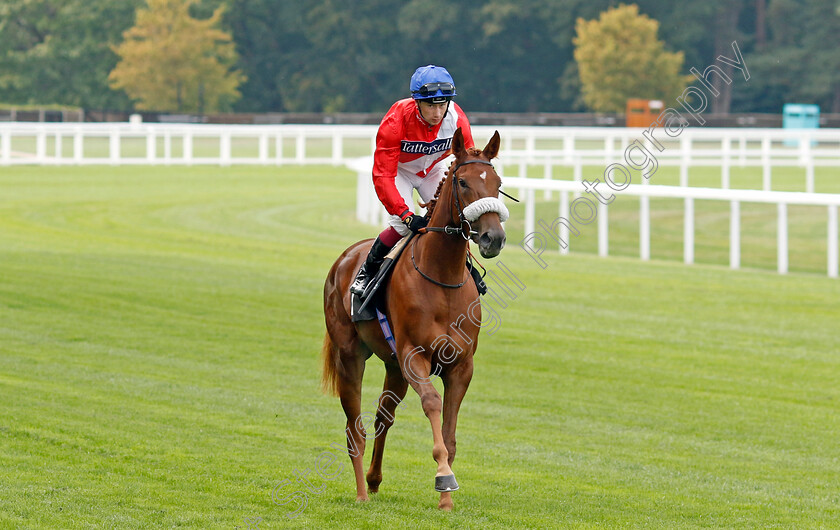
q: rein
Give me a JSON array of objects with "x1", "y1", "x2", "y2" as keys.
[{"x1": 410, "y1": 236, "x2": 469, "y2": 289}]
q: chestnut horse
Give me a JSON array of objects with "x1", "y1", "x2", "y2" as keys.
[{"x1": 321, "y1": 128, "x2": 507, "y2": 511}]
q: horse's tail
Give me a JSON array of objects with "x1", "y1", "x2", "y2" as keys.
[{"x1": 320, "y1": 331, "x2": 340, "y2": 397}]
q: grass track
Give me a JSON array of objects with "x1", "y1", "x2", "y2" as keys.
[{"x1": 1, "y1": 165, "x2": 839, "y2": 528}]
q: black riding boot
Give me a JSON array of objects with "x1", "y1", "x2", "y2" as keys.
[
  {"x1": 350, "y1": 237, "x2": 391, "y2": 296},
  {"x1": 467, "y1": 260, "x2": 488, "y2": 295}
]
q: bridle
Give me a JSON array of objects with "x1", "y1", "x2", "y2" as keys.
[{"x1": 412, "y1": 158, "x2": 514, "y2": 289}]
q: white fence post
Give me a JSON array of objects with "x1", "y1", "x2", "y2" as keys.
[
  {"x1": 730, "y1": 201, "x2": 740, "y2": 269},
  {"x1": 275, "y1": 135, "x2": 283, "y2": 166},
  {"x1": 829, "y1": 205, "x2": 838, "y2": 278},
  {"x1": 684, "y1": 197, "x2": 694, "y2": 264},
  {"x1": 777, "y1": 202, "x2": 788, "y2": 274},
  {"x1": 332, "y1": 133, "x2": 342, "y2": 166},
  {"x1": 559, "y1": 191, "x2": 570, "y2": 255},
  {"x1": 1, "y1": 128, "x2": 10, "y2": 165},
  {"x1": 73, "y1": 129, "x2": 83, "y2": 164},
  {"x1": 680, "y1": 136, "x2": 690, "y2": 186},
  {"x1": 598, "y1": 201, "x2": 608, "y2": 257},
  {"x1": 524, "y1": 188, "x2": 535, "y2": 240},
  {"x1": 762, "y1": 137, "x2": 772, "y2": 190},
  {"x1": 721, "y1": 136, "x2": 730, "y2": 189},
  {"x1": 146, "y1": 128, "x2": 156, "y2": 164},
  {"x1": 55, "y1": 132, "x2": 63, "y2": 162},
  {"x1": 36, "y1": 128, "x2": 47, "y2": 161},
  {"x1": 109, "y1": 129, "x2": 121, "y2": 165},
  {"x1": 800, "y1": 133, "x2": 814, "y2": 193},
  {"x1": 163, "y1": 130, "x2": 172, "y2": 165},
  {"x1": 543, "y1": 160, "x2": 552, "y2": 200},
  {"x1": 640, "y1": 195, "x2": 650, "y2": 260},
  {"x1": 259, "y1": 133, "x2": 269, "y2": 164},
  {"x1": 184, "y1": 130, "x2": 193, "y2": 165},
  {"x1": 295, "y1": 132, "x2": 305, "y2": 164}
]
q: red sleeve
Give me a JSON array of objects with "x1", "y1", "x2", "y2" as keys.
[
  {"x1": 372, "y1": 106, "x2": 410, "y2": 217},
  {"x1": 454, "y1": 103, "x2": 475, "y2": 150}
]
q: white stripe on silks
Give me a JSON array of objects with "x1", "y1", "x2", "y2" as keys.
[{"x1": 462, "y1": 197, "x2": 510, "y2": 222}]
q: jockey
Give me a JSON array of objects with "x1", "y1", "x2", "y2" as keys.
[{"x1": 350, "y1": 64, "x2": 475, "y2": 296}]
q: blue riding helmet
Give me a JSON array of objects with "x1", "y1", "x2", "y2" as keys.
[{"x1": 410, "y1": 65, "x2": 457, "y2": 103}]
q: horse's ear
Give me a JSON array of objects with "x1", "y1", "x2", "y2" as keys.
[
  {"x1": 451, "y1": 127, "x2": 466, "y2": 159},
  {"x1": 482, "y1": 130, "x2": 501, "y2": 160}
]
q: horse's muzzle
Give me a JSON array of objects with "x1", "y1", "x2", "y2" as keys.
[{"x1": 477, "y1": 226, "x2": 506, "y2": 258}]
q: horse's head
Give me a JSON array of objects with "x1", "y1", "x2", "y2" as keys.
[{"x1": 448, "y1": 128, "x2": 507, "y2": 258}]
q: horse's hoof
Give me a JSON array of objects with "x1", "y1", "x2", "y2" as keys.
[
  {"x1": 355, "y1": 494, "x2": 369, "y2": 503},
  {"x1": 438, "y1": 497, "x2": 454, "y2": 511},
  {"x1": 366, "y1": 474, "x2": 382, "y2": 494},
  {"x1": 434, "y1": 474, "x2": 459, "y2": 492}
]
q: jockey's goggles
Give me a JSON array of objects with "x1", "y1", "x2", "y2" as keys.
[{"x1": 412, "y1": 82, "x2": 455, "y2": 98}]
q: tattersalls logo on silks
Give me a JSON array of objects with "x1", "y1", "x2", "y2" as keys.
[{"x1": 400, "y1": 138, "x2": 452, "y2": 155}]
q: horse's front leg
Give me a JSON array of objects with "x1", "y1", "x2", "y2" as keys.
[
  {"x1": 437, "y1": 358, "x2": 474, "y2": 511},
  {"x1": 365, "y1": 363, "x2": 408, "y2": 494},
  {"x1": 399, "y1": 345, "x2": 457, "y2": 500}
]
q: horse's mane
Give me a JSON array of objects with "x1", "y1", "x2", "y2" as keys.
[{"x1": 421, "y1": 148, "x2": 483, "y2": 219}]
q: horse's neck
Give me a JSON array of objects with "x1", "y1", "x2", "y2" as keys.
[{"x1": 419, "y1": 178, "x2": 468, "y2": 282}]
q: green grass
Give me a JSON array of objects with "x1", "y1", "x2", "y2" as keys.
[{"x1": 1, "y1": 165, "x2": 839, "y2": 528}]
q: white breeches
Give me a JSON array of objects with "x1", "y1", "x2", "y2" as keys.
[{"x1": 388, "y1": 164, "x2": 447, "y2": 236}]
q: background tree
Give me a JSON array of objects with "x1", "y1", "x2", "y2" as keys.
[
  {"x1": 109, "y1": 0, "x2": 243, "y2": 113},
  {"x1": 740, "y1": 0, "x2": 840, "y2": 113},
  {"x1": 6, "y1": 0, "x2": 840, "y2": 115},
  {"x1": 0, "y1": 0, "x2": 142, "y2": 108},
  {"x1": 222, "y1": 0, "x2": 306, "y2": 112},
  {"x1": 573, "y1": 3, "x2": 690, "y2": 112}
]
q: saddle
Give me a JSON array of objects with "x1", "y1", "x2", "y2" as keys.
[{"x1": 351, "y1": 234, "x2": 414, "y2": 323}]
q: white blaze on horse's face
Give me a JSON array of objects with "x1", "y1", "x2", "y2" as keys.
[{"x1": 479, "y1": 171, "x2": 487, "y2": 181}]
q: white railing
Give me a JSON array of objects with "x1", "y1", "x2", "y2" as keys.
[
  {"x1": 350, "y1": 158, "x2": 840, "y2": 279},
  {"x1": 3, "y1": 123, "x2": 840, "y2": 191},
  {"x1": 504, "y1": 177, "x2": 839, "y2": 278},
  {"x1": 0, "y1": 122, "x2": 378, "y2": 166},
  {"x1": 489, "y1": 126, "x2": 840, "y2": 194}
]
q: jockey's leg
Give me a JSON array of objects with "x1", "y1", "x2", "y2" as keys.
[
  {"x1": 349, "y1": 226, "x2": 403, "y2": 296},
  {"x1": 352, "y1": 171, "x2": 416, "y2": 296},
  {"x1": 467, "y1": 260, "x2": 487, "y2": 295}
]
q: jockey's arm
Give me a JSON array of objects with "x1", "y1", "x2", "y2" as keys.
[{"x1": 372, "y1": 114, "x2": 411, "y2": 217}]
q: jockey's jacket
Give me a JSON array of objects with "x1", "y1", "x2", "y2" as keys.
[{"x1": 372, "y1": 98, "x2": 474, "y2": 216}]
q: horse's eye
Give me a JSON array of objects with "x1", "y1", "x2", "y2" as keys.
[{"x1": 458, "y1": 178, "x2": 468, "y2": 188}]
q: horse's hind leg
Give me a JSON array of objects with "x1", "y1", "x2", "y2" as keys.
[
  {"x1": 335, "y1": 346, "x2": 369, "y2": 502},
  {"x1": 365, "y1": 364, "x2": 408, "y2": 494}
]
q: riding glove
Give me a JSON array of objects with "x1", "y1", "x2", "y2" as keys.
[{"x1": 401, "y1": 213, "x2": 428, "y2": 233}]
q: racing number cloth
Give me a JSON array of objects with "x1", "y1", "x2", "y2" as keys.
[{"x1": 372, "y1": 98, "x2": 475, "y2": 216}]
